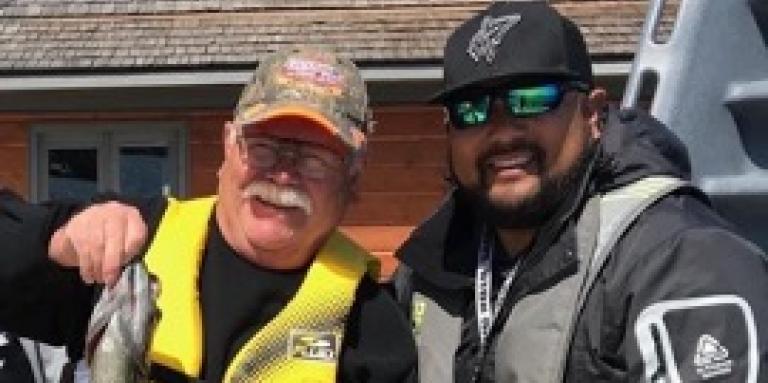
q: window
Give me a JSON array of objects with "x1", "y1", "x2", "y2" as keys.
[{"x1": 31, "y1": 123, "x2": 185, "y2": 202}]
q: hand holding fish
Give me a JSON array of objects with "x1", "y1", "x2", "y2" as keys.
[
  {"x1": 85, "y1": 262, "x2": 159, "y2": 383},
  {"x1": 49, "y1": 201, "x2": 148, "y2": 286}
]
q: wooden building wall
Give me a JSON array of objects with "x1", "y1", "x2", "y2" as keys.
[{"x1": 0, "y1": 120, "x2": 28, "y2": 196}]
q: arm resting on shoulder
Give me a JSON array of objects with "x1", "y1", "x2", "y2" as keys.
[
  {"x1": 0, "y1": 191, "x2": 93, "y2": 354},
  {"x1": 0, "y1": 191, "x2": 157, "y2": 357}
]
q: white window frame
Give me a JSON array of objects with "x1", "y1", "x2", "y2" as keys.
[{"x1": 30, "y1": 122, "x2": 187, "y2": 202}]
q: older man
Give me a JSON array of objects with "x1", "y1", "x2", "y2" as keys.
[{"x1": 0, "y1": 47, "x2": 416, "y2": 382}]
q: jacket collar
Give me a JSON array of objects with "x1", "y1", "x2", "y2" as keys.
[{"x1": 396, "y1": 192, "x2": 479, "y2": 290}]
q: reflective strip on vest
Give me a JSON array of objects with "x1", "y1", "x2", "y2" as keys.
[
  {"x1": 223, "y1": 231, "x2": 374, "y2": 383},
  {"x1": 145, "y1": 197, "x2": 215, "y2": 378}
]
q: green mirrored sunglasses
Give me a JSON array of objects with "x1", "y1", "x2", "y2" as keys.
[{"x1": 446, "y1": 82, "x2": 589, "y2": 129}]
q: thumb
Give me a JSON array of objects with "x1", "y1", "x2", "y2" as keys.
[{"x1": 49, "y1": 227, "x2": 78, "y2": 268}]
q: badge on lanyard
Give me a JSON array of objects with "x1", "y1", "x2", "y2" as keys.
[{"x1": 475, "y1": 225, "x2": 521, "y2": 348}]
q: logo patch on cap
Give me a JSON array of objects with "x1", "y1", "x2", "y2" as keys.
[
  {"x1": 467, "y1": 14, "x2": 522, "y2": 64},
  {"x1": 278, "y1": 57, "x2": 345, "y2": 97},
  {"x1": 234, "y1": 47, "x2": 372, "y2": 151}
]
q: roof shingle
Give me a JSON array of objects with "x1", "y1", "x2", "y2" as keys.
[{"x1": 0, "y1": 0, "x2": 680, "y2": 72}]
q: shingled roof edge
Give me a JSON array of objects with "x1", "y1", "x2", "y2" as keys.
[{"x1": 0, "y1": 61, "x2": 631, "y2": 91}]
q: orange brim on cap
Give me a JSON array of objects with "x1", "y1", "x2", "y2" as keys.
[{"x1": 237, "y1": 104, "x2": 356, "y2": 155}]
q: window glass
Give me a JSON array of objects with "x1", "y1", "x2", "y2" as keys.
[
  {"x1": 119, "y1": 146, "x2": 172, "y2": 197},
  {"x1": 47, "y1": 148, "x2": 98, "y2": 200}
]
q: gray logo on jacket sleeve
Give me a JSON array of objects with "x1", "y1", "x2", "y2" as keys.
[
  {"x1": 634, "y1": 295, "x2": 757, "y2": 383},
  {"x1": 694, "y1": 334, "x2": 733, "y2": 379}
]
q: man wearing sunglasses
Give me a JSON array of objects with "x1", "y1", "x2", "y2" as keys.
[
  {"x1": 394, "y1": 1, "x2": 768, "y2": 382},
  {"x1": 0, "y1": 47, "x2": 416, "y2": 382}
]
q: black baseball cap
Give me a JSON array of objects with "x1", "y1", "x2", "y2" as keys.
[{"x1": 433, "y1": 1, "x2": 594, "y2": 102}]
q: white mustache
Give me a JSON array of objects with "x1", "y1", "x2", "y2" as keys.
[{"x1": 242, "y1": 182, "x2": 312, "y2": 215}]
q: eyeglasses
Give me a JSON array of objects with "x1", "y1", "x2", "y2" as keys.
[
  {"x1": 445, "y1": 82, "x2": 590, "y2": 130},
  {"x1": 237, "y1": 136, "x2": 345, "y2": 181}
]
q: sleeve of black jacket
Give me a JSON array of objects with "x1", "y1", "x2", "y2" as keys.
[
  {"x1": 0, "y1": 192, "x2": 164, "y2": 359},
  {"x1": 611, "y1": 197, "x2": 768, "y2": 382},
  {"x1": 340, "y1": 278, "x2": 418, "y2": 383},
  {"x1": 0, "y1": 190, "x2": 93, "y2": 356}
]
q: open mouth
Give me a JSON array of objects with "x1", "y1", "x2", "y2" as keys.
[
  {"x1": 486, "y1": 151, "x2": 533, "y2": 169},
  {"x1": 248, "y1": 195, "x2": 304, "y2": 214},
  {"x1": 484, "y1": 149, "x2": 540, "y2": 178},
  {"x1": 243, "y1": 182, "x2": 312, "y2": 215}
]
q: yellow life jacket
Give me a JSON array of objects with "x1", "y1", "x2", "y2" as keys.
[{"x1": 143, "y1": 197, "x2": 377, "y2": 382}]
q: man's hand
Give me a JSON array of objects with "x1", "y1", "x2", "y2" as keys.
[{"x1": 49, "y1": 201, "x2": 148, "y2": 286}]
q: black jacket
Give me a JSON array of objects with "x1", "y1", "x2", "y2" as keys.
[
  {"x1": 0, "y1": 332, "x2": 35, "y2": 383},
  {"x1": 0, "y1": 194, "x2": 416, "y2": 383},
  {"x1": 396, "y1": 108, "x2": 768, "y2": 382}
]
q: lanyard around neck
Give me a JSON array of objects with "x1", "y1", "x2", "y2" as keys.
[{"x1": 475, "y1": 225, "x2": 521, "y2": 348}]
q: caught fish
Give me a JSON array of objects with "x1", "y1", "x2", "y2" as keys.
[{"x1": 85, "y1": 262, "x2": 159, "y2": 383}]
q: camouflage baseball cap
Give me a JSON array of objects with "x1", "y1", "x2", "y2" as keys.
[{"x1": 234, "y1": 47, "x2": 372, "y2": 153}]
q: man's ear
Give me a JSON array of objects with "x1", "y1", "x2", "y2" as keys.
[
  {"x1": 442, "y1": 107, "x2": 452, "y2": 133},
  {"x1": 585, "y1": 88, "x2": 608, "y2": 139},
  {"x1": 219, "y1": 122, "x2": 238, "y2": 177},
  {"x1": 223, "y1": 122, "x2": 238, "y2": 145}
]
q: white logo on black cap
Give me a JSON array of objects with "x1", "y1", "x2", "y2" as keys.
[{"x1": 467, "y1": 14, "x2": 522, "y2": 64}]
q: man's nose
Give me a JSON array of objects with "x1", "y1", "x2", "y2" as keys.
[
  {"x1": 487, "y1": 100, "x2": 523, "y2": 128},
  {"x1": 274, "y1": 147, "x2": 300, "y2": 167},
  {"x1": 483, "y1": 101, "x2": 532, "y2": 144},
  {"x1": 266, "y1": 148, "x2": 302, "y2": 183}
]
